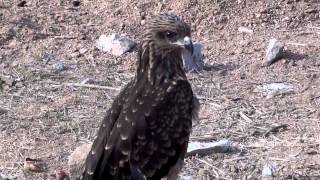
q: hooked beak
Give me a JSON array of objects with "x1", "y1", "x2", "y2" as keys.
[
  {"x1": 174, "y1": 36, "x2": 194, "y2": 55},
  {"x1": 183, "y1": 36, "x2": 193, "y2": 55}
]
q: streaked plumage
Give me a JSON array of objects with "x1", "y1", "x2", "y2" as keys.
[{"x1": 79, "y1": 13, "x2": 199, "y2": 180}]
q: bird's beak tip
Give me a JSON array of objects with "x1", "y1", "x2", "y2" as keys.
[
  {"x1": 184, "y1": 43, "x2": 193, "y2": 55},
  {"x1": 183, "y1": 36, "x2": 193, "y2": 55}
]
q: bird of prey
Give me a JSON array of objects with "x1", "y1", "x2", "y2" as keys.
[{"x1": 79, "y1": 13, "x2": 199, "y2": 180}]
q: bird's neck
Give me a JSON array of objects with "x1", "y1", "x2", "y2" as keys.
[{"x1": 136, "y1": 43, "x2": 186, "y2": 85}]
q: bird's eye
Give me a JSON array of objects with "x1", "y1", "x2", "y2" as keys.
[{"x1": 165, "y1": 31, "x2": 177, "y2": 40}]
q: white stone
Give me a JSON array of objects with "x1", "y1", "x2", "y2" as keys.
[
  {"x1": 262, "y1": 163, "x2": 276, "y2": 177},
  {"x1": 238, "y1": 26, "x2": 253, "y2": 34},
  {"x1": 52, "y1": 63, "x2": 65, "y2": 73},
  {"x1": 262, "y1": 82, "x2": 293, "y2": 92},
  {"x1": 97, "y1": 33, "x2": 136, "y2": 56},
  {"x1": 182, "y1": 175, "x2": 193, "y2": 180},
  {"x1": 187, "y1": 139, "x2": 234, "y2": 156},
  {"x1": 182, "y1": 42, "x2": 204, "y2": 72}
]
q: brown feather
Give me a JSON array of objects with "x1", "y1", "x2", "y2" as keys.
[{"x1": 79, "y1": 13, "x2": 198, "y2": 180}]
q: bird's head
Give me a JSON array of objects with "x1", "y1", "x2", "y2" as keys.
[
  {"x1": 143, "y1": 13, "x2": 193, "y2": 55},
  {"x1": 137, "y1": 13, "x2": 193, "y2": 83}
]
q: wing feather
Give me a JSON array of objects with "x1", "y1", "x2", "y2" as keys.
[
  {"x1": 80, "y1": 78, "x2": 196, "y2": 180},
  {"x1": 79, "y1": 81, "x2": 135, "y2": 180},
  {"x1": 130, "y1": 79, "x2": 195, "y2": 179}
]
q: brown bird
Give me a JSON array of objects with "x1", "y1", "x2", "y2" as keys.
[{"x1": 78, "y1": 13, "x2": 199, "y2": 180}]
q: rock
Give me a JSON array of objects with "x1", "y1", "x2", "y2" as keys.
[
  {"x1": 17, "y1": 1, "x2": 27, "y2": 7},
  {"x1": 0, "y1": 173, "x2": 16, "y2": 180},
  {"x1": 52, "y1": 63, "x2": 65, "y2": 73},
  {"x1": 23, "y1": 158, "x2": 46, "y2": 172},
  {"x1": 186, "y1": 139, "x2": 235, "y2": 156},
  {"x1": 97, "y1": 33, "x2": 136, "y2": 56},
  {"x1": 182, "y1": 42, "x2": 204, "y2": 72},
  {"x1": 262, "y1": 163, "x2": 276, "y2": 177},
  {"x1": 265, "y1": 38, "x2": 284, "y2": 66},
  {"x1": 68, "y1": 143, "x2": 92, "y2": 179},
  {"x1": 42, "y1": 53, "x2": 54, "y2": 64},
  {"x1": 0, "y1": 75, "x2": 13, "y2": 86},
  {"x1": 305, "y1": 8, "x2": 317, "y2": 14},
  {"x1": 262, "y1": 82, "x2": 293, "y2": 92},
  {"x1": 80, "y1": 78, "x2": 94, "y2": 85},
  {"x1": 72, "y1": 0, "x2": 80, "y2": 7},
  {"x1": 238, "y1": 26, "x2": 253, "y2": 34},
  {"x1": 182, "y1": 175, "x2": 193, "y2": 180},
  {"x1": 140, "y1": 20, "x2": 146, "y2": 25},
  {"x1": 0, "y1": 107, "x2": 8, "y2": 115}
]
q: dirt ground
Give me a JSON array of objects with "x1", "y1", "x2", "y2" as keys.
[{"x1": 0, "y1": 0, "x2": 320, "y2": 179}]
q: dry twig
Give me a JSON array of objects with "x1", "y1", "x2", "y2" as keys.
[{"x1": 51, "y1": 83, "x2": 121, "y2": 91}]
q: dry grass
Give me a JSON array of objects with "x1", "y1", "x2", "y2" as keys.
[{"x1": 1, "y1": 0, "x2": 320, "y2": 179}]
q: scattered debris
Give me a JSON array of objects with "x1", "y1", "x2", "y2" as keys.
[
  {"x1": 264, "y1": 124, "x2": 289, "y2": 137},
  {"x1": 0, "y1": 75, "x2": 13, "y2": 86},
  {"x1": 182, "y1": 42, "x2": 204, "y2": 72},
  {"x1": 71, "y1": 48, "x2": 88, "y2": 58},
  {"x1": 262, "y1": 82, "x2": 293, "y2": 92},
  {"x1": 68, "y1": 143, "x2": 92, "y2": 179},
  {"x1": 23, "y1": 158, "x2": 46, "y2": 172},
  {"x1": 80, "y1": 78, "x2": 95, "y2": 85},
  {"x1": 79, "y1": 48, "x2": 88, "y2": 54},
  {"x1": 238, "y1": 26, "x2": 253, "y2": 34},
  {"x1": 97, "y1": 33, "x2": 136, "y2": 56},
  {"x1": 186, "y1": 139, "x2": 235, "y2": 156},
  {"x1": 265, "y1": 38, "x2": 284, "y2": 66},
  {"x1": 239, "y1": 111, "x2": 253, "y2": 123},
  {"x1": 52, "y1": 63, "x2": 66, "y2": 73},
  {"x1": 262, "y1": 163, "x2": 276, "y2": 177},
  {"x1": 43, "y1": 53, "x2": 55, "y2": 64}
]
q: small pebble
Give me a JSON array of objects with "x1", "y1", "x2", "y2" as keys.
[
  {"x1": 52, "y1": 63, "x2": 65, "y2": 73},
  {"x1": 0, "y1": 107, "x2": 8, "y2": 115},
  {"x1": 262, "y1": 163, "x2": 276, "y2": 177},
  {"x1": 182, "y1": 176, "x2": 193, "y2": 180},
  {"x1": 238, "y1": 26, "x2": 253, "y2": 34},
  {"x1": 72, "y1": 0, "x2": 80, "y2": 7},
  {"x1": 265, "y1": 38, "x2": 284, "y2": 66},
  {"x1": 263, "y1": 82, "x2": 293, "y2": 92},
  {"x1": 17, "y1": 0, "x2": 27, "y2": 7},
  {"x1": 140, "y1": 20, "x2": 146, "y2": 25}
]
